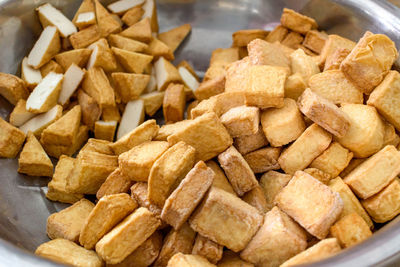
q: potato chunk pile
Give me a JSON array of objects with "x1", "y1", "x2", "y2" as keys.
[{"x1": 1, "y1": 1, "x2": 400, "y2": 266}]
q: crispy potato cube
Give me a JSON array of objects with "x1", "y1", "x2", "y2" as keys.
[
  {"x1": 167, "y1": 253, "x2": 216, "y2": 267},
  {"x1": 244, "y1": 147, "x2": 281, "y2": 174},
  {"x1": 310, "y1": 142, "x2": 353, "y2": 178},
  {"x1": 242, "y1": 185, "x2": 269, "y2": 214},
  {"x1": 0, "y1": 117, "x2": 25, "y2": 158},
  {"x1": 298, "y1": 88, "x2": 351, "y2": 138},
  {"x1": 47, "y1": 199, "x2": 94, "y2": 242},
  {"x1": 323, "y1": 48, "x2": 350, "y2": 71},
  {"x1": 119, "y1": 141, "x2": 169, "y2": 181},
  {"x1": 80, "y1": 193, "x2": 137, "y2": 250},
  {"x1": 112, "y1": 47, "x2": 153, "y2": 74},
  {"x1": 155, "y1": 223, "x2": 196, "y2": 267},
  {"x1": 303, "y1": 168, "x2": 331, "y2": 184},
  {"x1": 154, "y1": 57, "x2": 181, "y2": 91},
  {"x1": 82, "y1": 67, "x2": 115, "y2": 108},
  {"x1": 155, "y1": 120, "x2": 192, "y2": 141},
  {"x1": 233, "y1": 125, "x2": 268, "y2": 155},
  {"x1": 303, "y1": 30, "x2": 328, "y2": 54},
  {"x1": 54, "y1": 48, "x2": 92, "y2": 70},
  {"x1": 261, "y1": 98, "x2": 305, "y2": 147},
  {"x1": 121, "y1": 6, "x2": 144, "y2": 26},
  {"x1": 266, "y1": 25, "x2": 289, "y2": 43},
  {"x1": 191, "y1": 92, "x2": 245, "y2": 119},
  {"x1": 232, "y1": 29, "x2": 269, "y2": 47},
  {"x1": 337, "y1": 104, "x2": 385, "y2": 158},
  {"x1": 69, "y1": 24, "x2": 101, "y2": 49},
  {"x1": 111, "y1": 119, "x2": 159, "y2": 155},
  {"x1": 280, "y1": 238, "x2": 341, "y2": 267},
  {"x1": 282, "y1": 32, "x2": 304, "y2": 49},
  {"x1": 290, "y1": 49, "x2": 320, "y2": 84},
  {"x1": 35, "y1": 238, "x2": 103, "y2": 267},
  {"x1": 77, "y1": 90, "x2": 101, "y2": 130},
  {"x1": 218, "y1": 146, "x2": 258, "y2": 196},
  {"x1": 240, "y1": 207, "x2": 307, "y2": 266},
  {"x1": 330, "y1": 213, "x2": 372, "y2": 248},
  {"x1": 96, "y1": 168, "x2": 132, "y2": 200},
  {"x1": 18, "y1": 132, "x2": 52, "y2": 177},
  {"x1": 344, "y1": 145, "x2": 400, "y2": 199},
  {"x1": 101, "y1": 106, "x2": 120, "y2": 123},
  {"x1": 163, "y1": 83, "x2": 186, "y2": 123},
  {"x1": 20, "y1": 105, "x2": 62, "y2": 137},
  {"x1": 108, "y1": 34, "x2": 148, "y2": 53},
  {"x1": 192, "y1": 234, "x2": 223, "y2": 264},
  {"x1": 362, "y1": 178, "x2": 400, "y2": 223},
  {"x1": 95, "y1": 207, "x2": 160, "y2": 264},
  {"x1": 284, "y1": 73, "x2": 306, "y2": 100},
  {"x1": 94, "y1": 120, "x2": 117, "y2": 141},
  {"x1": 121, "y1": 17, "x2": 152, "y2": 42},
  {"x1": 9, "y1": 99, "x2": 35, "y2": 127},
  {"x1": 309, "y1": 70, "x2": 363, "y2": 105},
  {"x1": 247, "y1": 39, "x2": 290, "y2": 69},
  {"x1": 189, "y1": 187, "x2": 263, "y2": 252},
  {"x1": 280, "y1": 8, "x2": 317, "y2": 34},
  {"x1": 27, "y1": 26, "x2": 60, "y2": 69},
  {"x1": 81, "y1": 138, "x2": 113, "y2": 155},
  {"x1": 319, "y1": 34, "x2": 355, "y2": 68},
  {"x1": 141, "y1": 91, "x2": 165, "y2": 116},
  {"x1": 259, "y1": 171, "x2": 292, "y2": 211},
  {"x1": 131, "y1": 182, "x2": 163, "y2": 219},
  {"x1": 341, "y1": 32, "x2": 398, "y2": 94},
  {"x1": 112, "y1": 73, "x2": 149, "y2": 103},
  {"x1": 220, "y1": 106, "x2": 259, "y2": 138},
  {"x1": 158, "y1": 24, "x2": 191, "y2": 52},
  {"x1": 218, "y1": 251, "x2": 254, "y2": 267},
  {"x1": 94, "y1": 0, "x2": 121, "y2": 37},
  {"x1": 275, "y1": 171, "x2": 343, "y2": 239},
  {"x1": 168, "y1": 112, "x2": 232, "y2": 161},
  {"x1": 194, "y1": 76, "x2": 225, "y2": 101},
  {"x1": 206, "y1": 161, "x2": 236, "y2": 195}
]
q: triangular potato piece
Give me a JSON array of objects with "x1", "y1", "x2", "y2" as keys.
[
  {"x1": 121, "y1": 6, "x2": 144, "y2": 26},
  {"x1": 111, "y1": 47, "x2": 153, "y2": 74},
  {"x1": 77, "y1": 90, "x2": 101, "y2": 130},
  {"x1": 69, "y1": 24, "x2": 102, "y2": 49},
  {"x1": 55, "y1": 49, "x2": 92, "y2": 70},
  {"x1": 82, "y1": 67, "x2": 116, "y2": 108},
  {"x1": 21, "y1": 57, "x2": 42, "y2": 90},
  {"x1": 108, "y1": 34, "x2": 148, "y2": 53},
  {"x1": 10, "y1": 99, "x2": 35, "y2": 127},
  {"x1": 72, "y1": 0, "x2": 95, "y2": 23},
  {"x1": 27, "y1": 26, "x2": 60, "y2": 69},
  {"x1": 146, "y1": 37, "x2": 174, "y2": 60},
  {"x1": 117, "y1": 99, "x2": 145, "y2": 140},
  {"x1": 120, "y1": 17, "x2": 152, "y2": 43},
  {"x1": 154, "y1": 57, "x2": 182, "y2": 91},
  {"x1": 112, "y1": 73, "x2": 150, "y2": 103},
  {"x1": 141, "y1": 91, "x2": 164, "y2": 116},
  {"x1": 158, "y1": 24, "x2": 191, "y2": 52},
  {"x1": 36, "y1": 3, "x2": 77, "y2": 38},
  {"x1": 40, "y1": 60, "x2": 63, "y2": 77},
  {"x1": 87, "y1": 38, "x2": 117, "y2": 72},
  {"x1": 142, "y1": 0, "x2": 158, "y2": 32},
  {"x1": 94, "y1": 0, "x2": 122, "y2": 37},
  {"x1": 18, "y1": 132, "x2": 53, "y2": 177},
  {"x1": 41, "y1": 105, "x2": 81, "y2": 146}
]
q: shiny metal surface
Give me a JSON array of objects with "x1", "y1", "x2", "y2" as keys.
[{"x1": 0, "y1": 0, "x2": 400, "y2": 266}]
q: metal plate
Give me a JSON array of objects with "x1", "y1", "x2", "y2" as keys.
[{"x1": 1, "y1": 0, "x2": 400, "y2": 266}]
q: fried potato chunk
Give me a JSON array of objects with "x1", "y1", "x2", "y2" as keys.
[
  {"x1": 303, "y1": 168, "x2": 331, "y2": 184},
  {"x1": 206, "y1": 161, "x2": 236, "y2": 195},
  {"x1": 0, "y1": 117, "x2": 25, "y2": 158},
  {"x1": 96, "y1": 168, "x2": 132, "y2": 200},
  {"x1": 319, "y1": 34, "x2": 355, "y2": 68},
  {"x1": 290, "y1": 49, "x2": 320, "y2": 84},
  {"x1": 323, "y1": 48, "x2": 350, "y2": 71},
  {"x1": 259, "y1": 171, "x2": 292, "y2": 211},
  {"x1": 82, "y1": 67, "x2": 115, "y2": 108},
  {"x1": 47, "y1": 199, "x2": 94, "y2": 242},
  {"x1": 275, "y1": 171, "x2": 343, "y2": 239},
  {"x1": 243, "y1": 147, "x2": 281, "y2": 174},
  {"x1": 266, "y1": 25, "x2": 289, "y2": 43},
  {"x1": 192, "y1": 234, "x2": 223, "y2": 264},
  {"x1": 0, "y1": 73, "x2": 29, "y2": 105},
  {"x1": 233, "y1": 125, "x2": 268, "y2": 155},
  {"x1": 191, "y1": 92, "x2": 245, "y2": 119},
  {"x1": 158, "y1": 24, "x2": 192, "y2": 52},
  {"x1": 303, "y1": 30, "x2": 328, "y2": 54},
  {"x1": 242, "y1": 185, "x2": 269, "y2": 214},
  {"x1": 167, "y1": 253, "x2": 216, "y2": 267},
  {"x1": 280, "y1": 8, "x2": 317, "y2": 34},
  {"x1": 194, "y1": 75, "x2": 224, "y2": 101},
  {"x1": 247, "y1": 39, "x2": 290, "y2": 69},
  {"x1": 220, "y1": 106, "x2": 259, "y2": 138},
  {"x1": 163, "y1": 83, "x2": 186, "y2": 123},
  {"x1": 189, "y1": 187, "x2": 263, "y2": 252},
  {"x1": 330, "y1": 213, "x2": 372, "y2": 248}
]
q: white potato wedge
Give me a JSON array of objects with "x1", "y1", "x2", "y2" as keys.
[
  {"x1": 21, "y1": 57, "x2": 42, "y2": 89},
  {"x1": 141, "y1": 0, "x2": 158, "y2": 32},
  {"x1": 27, "y1": 26, "x2": 60, "y2": 69},
  {"x1": 179, "y1": 66, "x2": 199, "y2": 93},
  {"x1": 155, "y1": 57, "x2": 182, "y2": 91},
  {"x1": 37, "y1": 3, "x2": 77, "y2": 38},
  {"x1": 19, "y1": 105, "x2": 63, "y2": 136},
  {"x1": 58, "y1": 64, "x2": 85, "y2": 105},
  {"x1": 108, "y1": 0, "x2": 145, "y2": 15},
  {"x1": 75, "y1": 12, "x2": 96, "y2": 29},
  {"x1": 117, "y1": 99, "x2": 145, "y2": 140}
]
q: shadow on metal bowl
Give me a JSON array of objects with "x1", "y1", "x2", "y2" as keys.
[{"x1": 0, "y1": 0, "x2": 400, "y2": 266}]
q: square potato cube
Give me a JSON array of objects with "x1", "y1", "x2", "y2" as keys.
[
  {"x1": 131, "y1": 182, "x2": 163, "y2": 218},
  {"x1": 278, "y1": 124, "x2": 332, "y2": 175},
  {"x1": 224, "y1": 57, "x2": 252, "y2": 93},
  {"x1": 284, "y1": 73, "x2": 307, "y2": 100},
  {"x1": 290, "y1": 49, "x2": 320, "y2": 84},
  {"x1": 368, "y1": 71, "x2": 400, "y2": 131},
  {"x1": 319, "y1": 34, "x2": 355, "y2": 68},
  {"x1": 243, "y1": 147, "x2": 281, "y2": 174},
  {"x1": 261, "y1": 98, "x2": 305, "y2": 147},
  {"x1": 383, "y1": 122, "x2": 400, "y2": 147},
  {"x1": 280, "y1": 8, "x2": 317, "y2": 34},
  {"x1": 96, "y1": 207, "x2": 160, "y2": 264},
  {"x1": 344, "y1": 145, "x2": 400, "y2": 199},
  {"x1": 81, "y1": 138, "x2": 114, "y2": 155},
  {"x1": 362, "y1": 178, "x2": 400, "y2": 223},
  {"x1": 35, "y1": 239, "x2": 103, "y2": 267},
  {"x1": 310, "y1": 142, "x2": 353, "y2": 178},
  {"x1": 259, "y1": 171, "x2": 292, "y2": 211},
  {"x1": 303, "y1": 30, "x2": 328, "y2": 54},
  {"x1": 220, "y1": 106, "x2": 259, "y2": 138},
  {"x1": 340, "y1": 32, "x2": 398, "y2": 94},
  {"x1": 0, "y1": 117, "x2": 25, "y2": 158},
  {"x1": 282, "y1": 32, "x2": 304, "y2": 49},
  {"x1": 232, "y1": 29, "x2": 269, "y2": 47},
  {"x1": 94, "y1": 120, "x2": 117, "y2": 141},
  {"x1": 298, "y1": 88, "x2": 351, "y2": 138},
  {"x1": 189, "y1": 187, "x2": 263, "y2": 252},
  {"x1": 161, "y1": 161, "x2": 214, "y2": 230},
  {"x1": 242, "y1": 185, "x2": 269, "y2": 214},
  {"x1": 218, "y1": 146, "x2": 258, "y2": 196},
  {"x1": 155, "y1": 223, "x2": 196, "y2": 267},
  {"x1": 119, "y1": 141, "x2": 169, "y2": 181},
  {"x1": 280, "y1": 238, "x2": 341, "y2": 267},
  {"x1": 163, "y1": 83, "x2": 186, "y2": 123},
  {"x1": 46, "y1": 156, "x2": 83, "y2": 204},
  {"x1": 168, "y1": 112, "x2": 233, "y2": 162},
  {"x1": 194, "y1": 75, "x2": 225, "y2": 101},
  {"x1": 247, "y1": 39, "x2": 290, "y2": 69},
  {"x1": 218, "y1": 250, "x2": 254, "y2": 267},
  {"x1": 96, "y1": 168, "x2": 132, "y2": 200},
  {"x1": 275, "y1": 171, "x2": 343, "y2": 239},
  {"x1": 192, "y1": 234, "x2": 223, "y2": 264},
  {"x1": 47, "y1": 199, "x2": 94, "y2": 242},
  {"x1": 266, "y1": 25, "x2": 289, "y2": 42},
  {"x1": 80, "y1": 193, "x2": 137, "y2": 250},
  {"x1": 330, "y1": 213, "x2": 372, "y2": 248},
  {"x1": 303, "y1": 168, "x2": 331, "y2": 184},
  {"x1": 323, "y1": 48, "x2": 350, "y2": 71},
  {"x1": 233, "y1": 125, "x2": 268, "y2": 155},
  {"x1": 206, "y1": 161, "x2": 236, "y2": 195},
  {"x1": 191, "y1": 92, "x2": 245, "y2": 119},
  {"x1": 155, "y1": 120, "x2": 192, "y2": 141},
  {"x1": 148, "y1": 141, "x2": 196, "y2": 207},
  {"x1": 240, "y1": 207, "x2": 307, "y2": 266},
  {"x1": 167, "y1": 253, "x2": 216, "y2": 267}
]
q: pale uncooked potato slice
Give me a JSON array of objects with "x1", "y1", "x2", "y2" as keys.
[
  {"x1": 20, "y1": 105, "x2": 63, "y2": 135},
  {"x1": 154, "y1": 57, "x2": 181, "y2": 91},
  {"x1": 179, "y1": 66, "x2": 199, "y2": 92},
  {"x1": 58, "y1": 64, "x2": 85, "y2": 105},
  {"x1": 21, "y1": 57, "x2": 42, "y2": 89},
  {"x1": 37, "y1": 3, "x2": 77, "y2": 37},
  {"x1": 27, "y1": 26, "x2": 60, "y2": 69},
  {"x1": 117, "y1": 99, "x2": 145, "y2": 140},
  {"x1": 107, "y1": 0, "x2": 145, "y2": 15}
]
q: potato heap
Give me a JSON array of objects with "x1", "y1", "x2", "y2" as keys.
[{"x1": 1, "y1": 1, "x2": 400, "y2": 267}]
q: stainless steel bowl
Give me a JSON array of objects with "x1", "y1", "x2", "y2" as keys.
[{"x1": 1, "y1": 0, "x2": 400, "y2": 266}]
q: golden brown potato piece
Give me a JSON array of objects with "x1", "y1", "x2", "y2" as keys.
[
  {"x1": 141, "y1": 91, "x2": 165, "y2": 116},
  {"x1": 242, "y1": 185, "x2": 269, "y2": 214},
  {"x1": 9, "y1": 99, "x2": 35, "y2": 127},
  {"x1": 290, "y1": 49, "x2": 320, "y2": 84},
  {"x1": 275, "y1": 171, "x2": 343, "y2": 239},
  {"x1": 112, "y1": 47, "x2": 153, "y2": 74},
  {"x1": 80, "y1": 193, "x2": 137, "y2": 250},
  {"x1": 131, "y1": 182, "x2": 163, "y2": 217},
  {"x1": 383, "y1": 122, "x2": 400, "y2": 147},
  {"x1": 240, "y1": 206, "x2": 307, "y2": 266},
  {"x1": 46, "y1": 156, "x2": 84, "y2": 204},
  {"x1": 87, "y1": 38, "x2": 117, "y2": 72},
  {"x1": 205, "y1": 48, "x2": 239, "y2": 81},
  {"x1": 154, "y1": 57, "x2": 182, "y2": 91},
  {"x1": 167, "y1": 253, "x2": 216, "y2": 267},
  {"x1": 220, "y1": 106, "x2": 259, "y2": 138},
  {"x1": 163, "y1": 83, "x2": 186, "y2": 123},
  {"x1": 232, "y1": 29, "x2": 269, "y2": 47},
  {"x1": 47, "y1": 199, "x2": 94, "y2": 242},
  {"x1": 330, "y1": 213, "x2": 372, "y2": 248},
  {"x1": 69, "y1": 24, "x2": 101, "y2": 49},
  {"x1": 303, "y1": 30, "x2": 328, "y2": 54},
  {"x1": 18, "y1": 132, "x2": 53, "y2": 177},
  {"x1": 191, "y1": 92, "x2": 245, "y2": 119},
  {"x1": 77, "y1": 90, "x2": 101, "y2": 130},
  {"x1": 308, "y1": 70, "x2": 363, "y2": 105},
  {"x1": 192, "y1": 234, "x2": 223, "y2": 264},
  {"x1": 247, "y1": 39, "x2": 290, "y2": 69},
  {"x1": 259, "y1": 171, "x2": 292, "y2": 211},
  {"x1": 161, "y1": 161, "x2": 214, "y2": 229},
  {"x1": 280, "y1": 238, "x2": 341, "y2": 267},
  {"x1": 337, "y1": 104, "x2": 385, "y2": 158},
  {"x1": 261, "y1": 98, "x2": 305, "y2": 147},
  {"x1": 72, "y1": 0, "x2": 95, "y2": 24},
  {"x1": 108, "y1": 34, "x2": 148, "y2": 53},
  {"x1": 323, "y1": 48, "x2": 350, "y2": 71},
  {"x1": 96, "y1": 207, "x2": 160, "y2": 264},
  {"x1": 155, "y1": 223, "x2": 196, "y2": 267},
  {"x1": 194, "y1": 76, "x2": 225, "y2": 101},
  {"x1": 278, "y1": 124, "x2": 332, "y2": 174},
  {"x1": 120, "y1": 17, "x2": 152, "y2": 42},
  {"x1": 341, "y1": 32, "x2": 398, "y2": 94},
  {"x1": 96, "y1": 168, "x2": 132, "y2": 200},
  {"x1": 112, "y1": 73, "x2": 149, "y2": 103},
  {"x1": 284, "y1": 73, "x2": 306, "y2": 100},
  {"x1": 0, "y1": 73, "x2": 29, "y2": 105},
  {"x1": 121, "y1": 6, "x2": 144, "y2": 26},
  {"x1": 218, "y1": 250, "x2": 254, "y2": 267},
  {"x1": 282, "y1": 32, "x2": 304, "y2": 49},
  {"x1": 206, "y1": 161, "x2": 236, "y2": 195},
  {"x1": 55, "y1": 48, "x2": 92, "y2": 70},
  {"x1": 168, "y1": 112, "x2": 232, "y2": 161},
  {"x1": 82, "y1": 67, "x2": 115, "y2": 108},
  {"x1": 189, "y1": 187, "x2": 263, "y2": 252},
  {"x1": 319, "y1": 34, "x2": 355, "y2": 68},
  {"x1": 243, "y1": 147, "x2": 281, "y2": 174},
  {"x1": 233, "y1": 125, "x2": 268, "y2": 155},
  {"x1": 0, "y1": 117, "x2": 26, "y2": 158},
  {"x1": 35, "y1": 238, "x2": 103, "y2": 267},
  {"x1": 280, "y1": 8, "x2": 317, "y2": 34},
  {"x1": 303, "y1": 168, "x2": 331, "y2": 184},
  {"x1": 266, "y1": 25, "x2": 289, "y2": 43},
  {"x1": 94, "y1": 0, "x2": 121, "y2": 37},
  {"x1": 81, "y1": 138, "x2": 113, "y2": 155},
  {"x1": 218, "y1": 146, "x2": 258, "y2": 196},
  {"x1": 94, "y1": 120, "x2": 117, "y2": 141}
]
